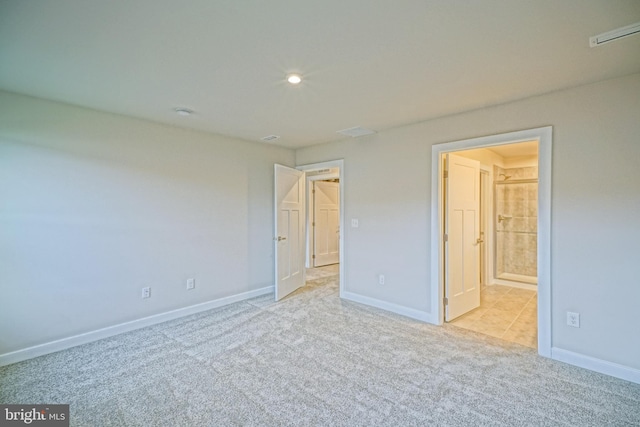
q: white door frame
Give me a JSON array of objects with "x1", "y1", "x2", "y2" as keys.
[
  {"x1": 430, "y1": 127, "x2": 552, "y2": 357},
  {"x1": 479, "y1": 168, "x2": 491, "y2": 288},
  {"x1": 297, "y1": 159, "x2": 345, "y2": 298}
]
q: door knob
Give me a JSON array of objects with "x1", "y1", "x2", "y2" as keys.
[
  {"x1": 476, "y1": 238, "x2": 484, "y2": 244},
  {"x1": 278, "y1": 236, "x2": 287, "y2": 241}
]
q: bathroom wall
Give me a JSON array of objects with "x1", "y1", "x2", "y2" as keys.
[{"x1": 494, "y1": 165, "x2": 538, "y2": 281}]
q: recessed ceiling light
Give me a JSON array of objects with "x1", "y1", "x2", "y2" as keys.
[
  {"x1": 286, "y1": 74, "x2": 302, "y2": 85},
  {"x1": 174, "y1": 108, "x2": 193, "y2": 116}
]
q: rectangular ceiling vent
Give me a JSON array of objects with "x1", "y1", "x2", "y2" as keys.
[
  {"x1": 260, "y1": 135, "x2": 280, "y2": 142},
  {"x1": 337, "y1": 126, "x2": 376, "y2": 138},
  {"x1": 589, "y1": 22, "x2": 640, "y2": 47}
]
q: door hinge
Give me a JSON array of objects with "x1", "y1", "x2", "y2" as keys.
[
  {"x1": 312, "y1": 255, "x2": 316, "y2": 259},
  {"x1": 312, "y1": 222, "x2": 315, "y2": 227},
  {"x1": 443, "y1": 170, "x2": 448, "y2": 179},
  {"x1": 443, "y1": 297, "x2": 449, "y2": 306},
  {"x1": 443, "y1": 233, "x2": 448, "y2": 242}
]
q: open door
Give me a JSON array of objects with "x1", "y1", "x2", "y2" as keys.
[
  {"x1": 313, "y1": 180, "x2": 340, "y2": 267},
  {"x1": 274, "y1": 164, "x2": 306, "y2": 301},
  {"x1": 445, "y1": 153, "x2": 481, "y2": 321}
]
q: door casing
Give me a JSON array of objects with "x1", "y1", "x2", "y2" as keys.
[{"x1": 431, "y1": 127, "x2": 552, "y2": 358}]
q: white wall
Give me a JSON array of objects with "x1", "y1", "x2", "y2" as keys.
[
  {"x1": 455, "y1": 147, "x2": 505, "y2": 169},
  {"x1": 296, "y1": 73, "x2": 640, "y2": 373},
  {"x1": 0, "y1": 91, "x2": 294, "y2": 355}
]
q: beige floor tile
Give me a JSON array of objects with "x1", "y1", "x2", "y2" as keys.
[
  {"x1": 503, "y1": 329, "x2": 537, "y2": 349},
  {"x1": 480, "y1": 294, "x2": 502, "y2": 306},
  {"x1": 482, "y1": 285, "x2": 511, "y2": 295},
  {"x1": 456, "y1": 306, "x2": 489, "y2": 321},
  {"x1": 519, "y1": 311, "x2": 536, "y2": 322},
  {"x1": 508, "y1": 319, "x2": 536, "y2": 334},
  {"x1": 499, "y1": 296, "x2": 534, "y2": 309},
  {"x1": 449, "y1": 285, "x2": 538, "y2": 349},
  {"x1": 506, "y1": 287, "x2": 536, "y2": 297},
  {"x1": 468, "y1": 322, "x2": 507, "y2": 338},
  {"x1": 478, "y1": 321, "x2": 512, "y2": 333},
  {"x1": 492, "y1": 299, "x2": 528, "y2": 312},
  {"x1": 482, "y1": 308, "x2": 515, "y2": 321},
  {"x1": 449, "y1": 316, "x2": 477, "y2": 328}
]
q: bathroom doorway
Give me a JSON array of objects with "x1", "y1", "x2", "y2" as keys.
[
  {"x1": 431, "y1": 126, "x2": 552, "y2": 357},
  {"x1": 443, "y1": 141, "x2": 539, "y2": 348}
]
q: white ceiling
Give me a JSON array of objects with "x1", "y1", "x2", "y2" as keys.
[
  {"x1": 1, "y1": 1, "x2": 639, "y2": 149},
  {"x1": 488, "y1": 141, "x2": 539, "y2": 159}
]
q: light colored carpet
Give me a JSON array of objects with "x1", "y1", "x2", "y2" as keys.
[{"x1": 1, "y1": 273, "x2": 639, "y2": 426}]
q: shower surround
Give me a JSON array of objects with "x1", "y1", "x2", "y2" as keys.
[{"x1": 494, "y1": 165, "x2": 538, "y2": 284}]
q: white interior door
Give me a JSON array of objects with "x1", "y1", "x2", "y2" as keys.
[
  {"x1": 274, "y1": 164, "x2": 306, "y2": 301},
  {"x1": 313, "y1": 181, "x2": 340, "y2": 267},
  {"x1": 445, "y1": 153, "x2": 481, "y2": 321}
]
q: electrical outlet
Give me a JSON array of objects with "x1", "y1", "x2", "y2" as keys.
[
  {"x1": 378, "y1": 274, "x2": 385, "y2": 285},
  {"x1": 187, "y1": 278, "x2": 195, "y2": 290},
  {"x1": 141, "y1": 287, "x2": 151, "y2": 299},
  {"x1": 567, "y1": 311, "x2": 580, "y2": 328},
  {"x1": 351, "y1": 219, "x2": 359, "y2": 228}
]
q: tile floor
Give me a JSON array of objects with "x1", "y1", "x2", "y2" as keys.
[{"x1": 449, "y1": 285, "x2": 538, "y2": 349}]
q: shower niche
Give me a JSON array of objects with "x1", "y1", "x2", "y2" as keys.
[{"x1": 494, "y1": 165, "x2": 538, "y2": 285}]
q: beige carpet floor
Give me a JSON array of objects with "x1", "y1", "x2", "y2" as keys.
[{"x1": 1, "y1": 270, "x2": 639, "y2": 426}]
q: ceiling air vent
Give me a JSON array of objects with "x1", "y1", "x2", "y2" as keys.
[
  {"x1": 337, "y1": 126, "x2": 376, "y2": 138},
  {"x1": 589, "y1": 22, "x2": 640, "y2": 47},
  {"x1": 260, "y1": 135, "x2": 280, "y2": 142}
]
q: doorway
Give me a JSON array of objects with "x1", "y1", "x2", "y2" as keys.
[
  {"x1": 274, "y1": 160, "x2": 345, "y2": 301},
  {"x1": 430, "y1": 127, "x2": 552, "y2": 357},
  {"x1": 300, "y1": 160, "x2": 344, "y2": 295},
  {"x1": 444, "y1": 143, "x2": 539, "y2": 348}
]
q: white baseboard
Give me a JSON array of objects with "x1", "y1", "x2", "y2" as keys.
[
  {"x1": 552, "y1": 347, "x2": 640, "y2": 385},
  {"x1": 341, "y1": 293, "x2": 640, "y2": 385},
  {"x1": 491, "y1": 279, "x2": 537, "y2": 291},
  {"x1": 0, "y1": 286, "x2": 274, "y2": 367},
  {"x1": 342, "y1": 291, "x2": 436, "y2": 324}
]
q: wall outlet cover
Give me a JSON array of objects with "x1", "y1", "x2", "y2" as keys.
[{"x1": 567, "y1": 311, "x2": 580, "y2": 328}]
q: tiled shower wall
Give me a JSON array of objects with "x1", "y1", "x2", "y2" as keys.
[{"x1": 494, "y1": 166, "x2": 538, "y2": 280}]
